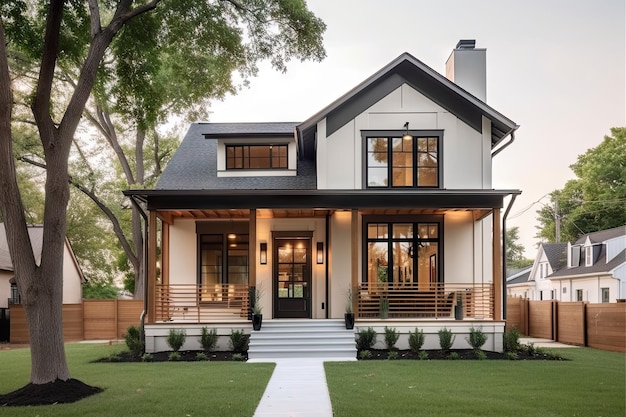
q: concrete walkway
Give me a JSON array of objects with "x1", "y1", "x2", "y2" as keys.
[
  {"x1": 251, "y1": 358, "x2": 334, "y2": 417},
  {"x1": 519, "y1": 337, "x2": 579, "y2": 348}
]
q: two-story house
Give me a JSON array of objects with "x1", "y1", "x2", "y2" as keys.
[{"x1": 125, "y1": 40, "x2": 520, "y2": 356}]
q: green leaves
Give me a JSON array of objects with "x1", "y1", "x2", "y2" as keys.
[{"x1": 536, "y1": 127, "x2": 626, "y2": 242}]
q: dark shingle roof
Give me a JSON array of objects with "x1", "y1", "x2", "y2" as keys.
[
  {"x1": 156, "y1": 123, "x2": 317, "y2": 190},
  {"x1": 574, "y1": 226, "x2": 626, "y2": 245},
  {"x1": 542, "y1": 243, "x2": 568, "y2": 272},
  {"x1": 550, "y1": 247, "x2": 626, "y2": 279},
  {"x1": 507, "y1": 267, "x2": 532, "y2": 285}
]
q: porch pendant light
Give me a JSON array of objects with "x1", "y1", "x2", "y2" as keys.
[{"x1": 402, "y1": 121, "x2": 412, "y2": 141}]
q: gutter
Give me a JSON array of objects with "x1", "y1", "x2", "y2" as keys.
[
  {"x1": 491, "y1": 129, "x2": 518, "y2": 157},
  {"x1": 502, "y1": 193, "x2": 519, "y2": 321},
  {"x1": 128, "y1": 194, "x2": 149, "y2": 354}
]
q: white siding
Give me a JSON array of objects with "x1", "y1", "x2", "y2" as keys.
[
  {"x1": 62, "y1": 243, "x2": 83, "y2": 304},
  {"x1": 169, "y1": 220, "x2": 197, "y2": 285},
  {"x1": 319, "y1": 84, "x2": 491, "y2": 190},
  {"x1": 329, "y1": 211, "x2": 354, "y2": 319}
]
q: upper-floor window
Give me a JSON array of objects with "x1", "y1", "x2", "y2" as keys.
[
  {"x1": 585, "y1": 246, "x2": 593, "y2": 267},
  {"x1": 226, "y1": 145, "x2": 288, "y2": 170},
  {"x1": 366, "y1": 134, "x2": 440, "y2": 188}
]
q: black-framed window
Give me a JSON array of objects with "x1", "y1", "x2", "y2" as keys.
[
  {"x1": 199, "y1": 234, "x2": 249, "y2": 287},
  {"x1": 363, "y1": 216, "x2": 442, "y2": 288},
  {"x1": 366, "y1": 134, "x2": 440, "y2": 188},
  {"x1": 601, "y1": 287, "x2": 610, "y2": 303},
  {"x1": 226, "y1": 144, "x2": 287, "y2": 169}
]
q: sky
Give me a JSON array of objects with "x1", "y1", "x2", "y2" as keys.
[{"x1": 206, "y1": 0, "x2": 626, "y2": 258}]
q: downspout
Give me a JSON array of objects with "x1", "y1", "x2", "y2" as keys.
[
  {"x1": 502, "y1": 193, "x2": 518, "y2": 320},
  {"x1": 325, "y1": 212, "x2": 330, "y2": 319},
  {"x1": 128, "y1": 194, "x2": 149, "y2": 354},
  {"x1": 491, "y1": 129, "x2": 517, "y2": 158}
]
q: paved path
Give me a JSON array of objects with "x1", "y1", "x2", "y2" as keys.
[
  {"x1": 519, "y1": 337, "x2": 579, "y2": 348},
  {"x1": 251, "y1": 359, "x2": 333, "y2": 417}
]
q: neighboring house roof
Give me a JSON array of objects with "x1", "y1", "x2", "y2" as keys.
[
  {"x1": 506, "y1": 267, "x2": 532, "y2": 285},
  {"x1": 0, "y1": 223, "x2": 86, "y2": 283},
  {"x1": 542, "y1": 243, "x2": 568, "y2": 272},
  {"x1": 550, "y1": 247, "x2": 626, "y2": 279},
  {"x1": 573, "y1": 226, "x2": 626, "y2": 245},
  {"x1": 296, "y1": 52, "x2": 519, "y2": 160},
  {"x1": 156, "y1": 122, "x2": 317, "y2": 190}
]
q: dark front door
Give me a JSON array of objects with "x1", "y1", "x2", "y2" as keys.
[{"x1": 274, "y1": 237, "x2": 312, "y2": 318}]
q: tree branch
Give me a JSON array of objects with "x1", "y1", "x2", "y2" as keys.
[{"x1": 87, "y1": 0, "x2": 101, "y2": 38}]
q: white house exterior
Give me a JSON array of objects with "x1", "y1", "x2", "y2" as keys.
[
  {"x1": 126, "y1": 40, "x2": 521, "y2": 354},
  {"x1": 548, "y1": 226, "x2": 626, "y2": 303},
  {"x1": 0, "y1": 223, "x2": 85, "y2": 309}
]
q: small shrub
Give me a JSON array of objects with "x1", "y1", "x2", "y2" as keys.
[
  {"x1": 229, "y1": 329, "x2": 250, "y2": 353},
  {"x1": 387, "y1": 350, "x2": 398, "y2": 360},
  {"x1": 417, "y1": 351, "x2": 429, "y2": 360},
  {"x1": 448, "y1": 352, "x2": 460, "y2": 360},
  {"x1": 503, "y1": 327, "x2": 521, "y2": 352},
  {"x1": 199, "y1": 327, "x2": 219, "y2": 353},
  {"x1": 356, "y1": 327, "x2": 377, "y2": 350},
  {"x1": 124, "y1": 325, "x2": 144, "y2": 357},
  {"x1": 524, "y1": 342, "x2": 536, "y2": 355},
  {"x1": 438, "y1": 327, "x2": 455, "y2": 352},
  {"x1": 141, "y1": 353, "x2": 153, "y2": 362},
  {"x1": 168, "y1": 352, "x2": 181, "y2": 361},
  {"x1": 231, "y1": 353, "x2": 245, "y2": 361},
  {"x1": 466, "y1": 326, "x2": 488, "y2": 351},
  {"x1": 408, "y1": 328, "x2": 425, "y2": 353},
  {"x1": 506, "y1": 351, "x2": 519, "y2": 360},
  {"x1": 474, "y1": 350, "x2": 487, "y2": 360},
  {"x1": 359, "y1": 350, "x2": 372, "y2": 360},
  {"x1": 195, "y1": 352, "x2": 208, "y2": 361},
  {"x1": 167, "y1": 329, "x2": 187, "y2": 352},
  {"x1": 384, "y1": 326, "x2": 399, "y2": 351}
]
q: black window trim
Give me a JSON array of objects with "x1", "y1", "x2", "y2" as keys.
[
  {"x1": 361, "y1": 214, "x2": 444, "y2": 285},
  {"x1": 226, "y1": 144, "x2": 288, "y2": 170},
  {"x1": 361, "y1": 130, "x2": 443, "y2": 189}
]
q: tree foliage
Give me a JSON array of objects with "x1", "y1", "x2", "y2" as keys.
[
  {"x1": 505, "y1": 226, "x2": 533, "y2": 269},
  {"x1": 0, "y1": 0, "x2": 326, "y2": 390},
  {"x1": 536, "y1": 128, "x2": 626, "y2": 243}
]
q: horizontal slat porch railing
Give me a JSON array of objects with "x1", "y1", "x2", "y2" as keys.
[
  {"x1": 155, "y1": 284, "x2": 249, "y2": 322},
  {"x1": 357, "y1": 282, "x2": 494, "y2": 319}
]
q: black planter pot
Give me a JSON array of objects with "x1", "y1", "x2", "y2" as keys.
[
  {"x1": 344, "y1": 312, "x2": 355, "y2": 330},
  {"x1": 252, "y1": 313, "x2": 263, "y2": 331},
  {"x1": 454, "y1": 304, "x2": 463, "y2": 320}
]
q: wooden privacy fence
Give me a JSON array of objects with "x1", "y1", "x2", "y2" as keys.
[
  {"x1": 506, "y1": 297, "x2": 626, "y2": 352},
  {"x1": 9, "y1": 299, "x2": 143, "y2": 344}
]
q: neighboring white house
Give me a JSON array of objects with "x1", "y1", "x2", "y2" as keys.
[
  {"x1": 510, "y1": 226, "x2": 626, "y2": 303},
  {"x1": 548, "y1": 226, "x2": 626, "y2": 303},
  {"x1": 125, "y1": 39, "x2": 521, "y2": 354},
  {"x1": 0, "y1": 223, "x2": 85, "y2": 309}
]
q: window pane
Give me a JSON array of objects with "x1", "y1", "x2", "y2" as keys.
[
  {"x1": 392, "y1": 167, "x2": 412, "y2": 187},
  {"x1": 367, "y1": 242, "x2": 388, "y2": 284},
  {"x1": 367, "y1": 152, "x2": 387, "y2": 167},
  {"x1": 368, "y1": 167, "x2": 388, "y2": 187},
  {"x1": 417, "y1": 167, "x2": 437, "y2": 186},
  {"x1": 393, "y1": 224, "x2": 412, "y2": 239},
  {"x1": 393, "y1": 241, "x2": 414, "y2": 285},
  {"x1": 368, "y1": 138, "x2": 388, "y2": 153},
  {"x1": 429, "y1": 224, "x2": 438, "y2": 238},
  {"x1": 368, "y1": 224, "x2": 388, "y2": 239}
]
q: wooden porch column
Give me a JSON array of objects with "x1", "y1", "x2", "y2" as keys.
[
  {"x1": 492, "y1": 208, "x2": 502, "y2": 321},
  {"x1": 249, "y1": 209, "x2": 257, "y2": 288},
  {"x1": 147, "y1": 210, "x2": 157, "y2": 324},
  {"x1": 351, "y1": 209, "x2": 358, "y2": 316}
]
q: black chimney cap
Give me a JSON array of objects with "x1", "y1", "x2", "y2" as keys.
[{"x1": 456, "y1": 39, "x2": 476, "y2": 49}]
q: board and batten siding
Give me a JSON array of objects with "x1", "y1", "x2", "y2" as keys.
[{"x1": 318, "y1": 84, "x2": 492, "y2": 191}]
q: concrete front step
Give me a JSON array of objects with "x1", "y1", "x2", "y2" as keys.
[{"x1": 248, "y1": 319, "x2": 356, "y2": 361}]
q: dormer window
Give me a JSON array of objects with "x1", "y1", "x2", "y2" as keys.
[
  {"x1": 226, "y1": 144, "x2": 288, "y2": 170},
  {"x1": 585, "y1": 246, "x2": 593, "y2": 267},
  {"x1": 365, "y1": 132, "x2": 441, "y2": 188}
]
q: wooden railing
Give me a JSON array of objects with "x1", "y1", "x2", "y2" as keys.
[
  {"x1": 357, "y1": 282, "x2": 494, "y2": 319},
  {"x1": 155, "y1": 284, "x2": 250, "y2": 322}
]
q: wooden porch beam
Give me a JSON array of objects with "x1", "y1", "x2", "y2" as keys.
[
  {"x1": 492, "y1": 209, "x2": 502, "y2": 321},
  {"x1": 351, "y1": 209, "x2": 358, "y2": 316},
  {"x1": 249, "y1": 209, "x2": 257, "y2": 288},
  {"x1": 147, "y1": 210, "x2": 157, "y2": 324}
]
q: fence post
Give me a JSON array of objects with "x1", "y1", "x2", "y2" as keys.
[
  {"x1": 552, "y1": 300, "x2": 558, "y2": 342},
  {"x1": 583, "y1": 302, "x2": 588, "y2": 347}
]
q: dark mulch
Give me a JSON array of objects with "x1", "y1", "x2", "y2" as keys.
[
  {"x1": 361, "y1": 348, "x2": 568, "y2": 360},
  {"x1": 0, "y1": 378, "x2": 103, "y2": 407},
  {"x1": 95, "y1": 350, "x2": 245, "y2": 363}
]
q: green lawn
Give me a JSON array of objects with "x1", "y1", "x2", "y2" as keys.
[
  {"x1": 325, "y1": 348, "x2": 625, "y2": 417},
  {"x1": 0, "y1": 343, "x2": 274, "y2": 417}
]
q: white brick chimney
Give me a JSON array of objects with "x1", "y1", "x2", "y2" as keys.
[{"x1": 445, "y1": 39, "x2": 487, "y2": 102}]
